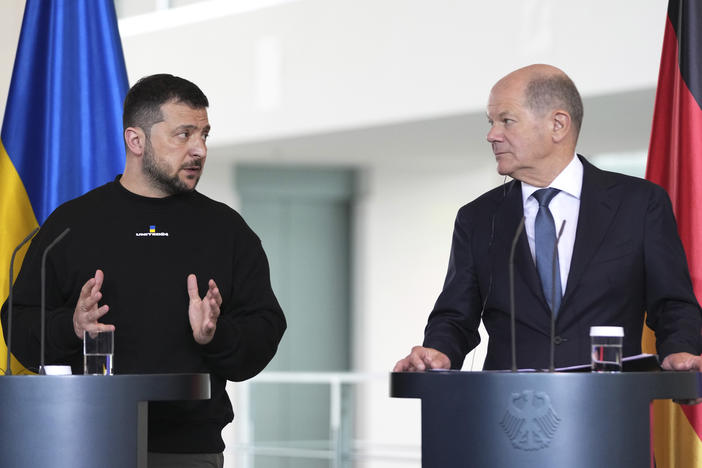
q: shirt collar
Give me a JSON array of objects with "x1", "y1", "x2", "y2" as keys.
[{"x1": 521, "y1": 153, "x2": 583, "y2": 204}]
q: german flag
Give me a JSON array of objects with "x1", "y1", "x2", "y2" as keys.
[
  {"x1": 0, "y1": 0, "x2": 128, "y2": 375},
  {"x1": 645, "y1": 1, "x2": 702, "y2": 466}
]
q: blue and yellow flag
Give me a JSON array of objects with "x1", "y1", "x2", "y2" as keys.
[{"x1": 0, "y1": 0, "x2": 128, "y2": 375}]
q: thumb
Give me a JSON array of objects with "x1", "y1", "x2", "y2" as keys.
[{"x1": 187, "y1": 274, "x2": 200, "y2": 301}]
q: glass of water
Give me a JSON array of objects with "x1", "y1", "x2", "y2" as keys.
[
  {"x1": 83, "y1": 330, "x2": 114, "y2": 375},
  {"x1": 590, "y1": 326, "x2": 623, "y2": 372}
]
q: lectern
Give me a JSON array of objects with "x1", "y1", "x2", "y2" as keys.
[
  {"x1": 0, "y1": 374, "x2": 210, "y2": 468},
  {"x1": 390, "y1": 371, "x2": 702, "y2": 468}
]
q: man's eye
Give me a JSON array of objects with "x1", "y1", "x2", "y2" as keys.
[{"x1": 203, "y1": 134, "x2": 209, "y2": 141}]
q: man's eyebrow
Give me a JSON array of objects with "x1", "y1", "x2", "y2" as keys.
[
  {"x1": 487, "y1": 111, "x2": 511, "y2": 120},
  {"x1": 174, "y1": 124, "x2": 210, "y2": 132},
  {"x1": 175, "y1": 124, "x2": 197, "y2": 131},
  {"x1": 488, "y1": 111, "x2": 515, "y2": 120}
]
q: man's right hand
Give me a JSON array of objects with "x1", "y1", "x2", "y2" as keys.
[
  {"x1": 73, "y1": 269, "x2": 114, "y2": 339},
  {"x1": 393, "y1": 346, "x2": 451, "y2": 372}
]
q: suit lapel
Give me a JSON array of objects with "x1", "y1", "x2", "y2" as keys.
[
  {"x1": 562, "y1": 156, "x2": 619, "y2": 307},
  {"x1": 494, "y1": 179, "x2": 544, "y2": 306}
]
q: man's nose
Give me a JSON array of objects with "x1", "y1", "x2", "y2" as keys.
[
  {"x1": 190, "y1": 137, "x2": 207, "y2": 158},
  {"x1": 486, "y1": 125, "x2": 501, "y2": 143}
]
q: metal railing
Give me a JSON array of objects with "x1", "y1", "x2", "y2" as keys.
[{"x1": 228, "y1": 371, "x2": 421, "y2": 468}]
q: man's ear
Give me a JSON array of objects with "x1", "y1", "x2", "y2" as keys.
[
  {"x1": 124, "y1": 127, "x2": 146, "y2": 156},
  {"x1": 551, "y1": 110, "x2": 571, "y2": 143}
]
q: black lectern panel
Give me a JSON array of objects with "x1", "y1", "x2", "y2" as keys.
[
  {"x1": 390, "y1": 371, "x2": 702, "y2": 468},
  {"x1": 0, "y1": 374, "x2": 210, "y2": 468}
]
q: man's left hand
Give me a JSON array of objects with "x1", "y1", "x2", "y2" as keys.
[
  {"x1": 661, "y1": 352, "x2": 702, "y2": 371},
  {"x1": 187, "y1": 274, "x2": 222, "y2": 345},
  {"x1": 661, "y1": 352, "x2": 702, "y2": 405}
]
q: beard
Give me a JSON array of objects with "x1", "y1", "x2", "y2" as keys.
[{"x1": 142, "y1": 137, "x2": 201, "y2": 195}]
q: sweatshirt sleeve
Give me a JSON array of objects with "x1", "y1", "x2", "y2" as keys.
[{"x1": 199, "y1": 225, "x2": 286, "y2": 382}]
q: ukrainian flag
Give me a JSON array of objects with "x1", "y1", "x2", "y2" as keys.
[{"x1": 0, "y1": 0, "x2": 128, "y2": 375}]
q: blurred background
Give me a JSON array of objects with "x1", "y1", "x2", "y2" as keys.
[{"x1": 0, "y1": 1, "x2": 666, "y2": 467}]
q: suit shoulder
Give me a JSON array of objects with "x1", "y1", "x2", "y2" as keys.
[
  {"x1": 591, "y1": 164, "x2": 668, "y2": 198},
  {"x1": 457, "y1": 181, "x2": 517, "y2": 218}
]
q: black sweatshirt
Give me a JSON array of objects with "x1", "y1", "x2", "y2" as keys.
[{"x1": 1, "y1": 178, "x2": 286, "y2": 453}]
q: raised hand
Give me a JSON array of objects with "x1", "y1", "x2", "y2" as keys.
[
  {"x1": 73, "y1": 269, "x2": 114, "y2": 339},
  {"x1": 187, "y1": 274, "x2": 222, "y2": 345}
]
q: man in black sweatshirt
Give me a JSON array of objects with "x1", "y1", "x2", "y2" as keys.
[{"x1": 0, "y1": 74, "x2": 287, "y2": 467}]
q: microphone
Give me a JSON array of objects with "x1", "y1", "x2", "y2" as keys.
[
  {"x1": 473, "y1": 179, "x2": 517, "y2": 371},
  {"x1": 5, "y1": 227, "x2": 40, "y2": 375},
  {"x1": 549, "y1": 220, "x2": 566, "y2": 372},
  {"x1": 39, "y1": 228, "x2": 70, "y2": 375},
  {"x1": 509, "y1": 216, "x2": 526, "y2": 372}
]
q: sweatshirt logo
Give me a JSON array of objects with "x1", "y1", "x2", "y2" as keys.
[{"x1": 136, "y1": 225, "x2": 169, "y2": 237}]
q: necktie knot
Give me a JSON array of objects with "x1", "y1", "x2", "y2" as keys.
[{"x1": 533, "y1": 188, "x2": 560, "y2": 207}]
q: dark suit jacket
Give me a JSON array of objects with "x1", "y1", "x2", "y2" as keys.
[{"x1": 423, "y1": 156, "x2": 702, "y2": 370}]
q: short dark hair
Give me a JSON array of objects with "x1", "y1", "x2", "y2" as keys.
[
  {"x1": 524, "y1": 74, "x2": 584, "y2": 136},
  {"x1": 122, "y1": 74, "x2": 209, "y2": 134}
]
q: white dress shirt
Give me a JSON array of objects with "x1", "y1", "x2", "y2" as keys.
[{"x1": 521, "y1": 154, "x2": 583, "y2": 293}]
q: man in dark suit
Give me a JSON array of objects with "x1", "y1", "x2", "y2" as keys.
[{"x1": 394, "y1": 64, "x2": 702, "y2": 372}]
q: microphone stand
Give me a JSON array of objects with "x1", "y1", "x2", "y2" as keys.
[
  {"x1": 509, "y1": 217, "x2": 525, "y2": 372},
  {"x1": 39, "y1": 228, "x2": 70, "y2": 375},
  {"x1": 549, "y1": 220, "x2": 566, "y2": 372},
  {"x1": 5, "y1": 227, "x2": 39, "y2": 375}
]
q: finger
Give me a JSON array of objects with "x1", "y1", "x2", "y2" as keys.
[
  {"x1": 81, "y1": 305, "x2": 109, "y2": 327},
  {"x1": 97, "y1": 322, "x2": 116, "y2": 333},
  {"x1": 78, "y1": 290, "x2": 103, "y2": 314},
  {"x1": 92, "y1": 269, "x2": 104, "y2": 294},
  {"x1": 187, "y1": 274, "x2": 200, "y2": 301},
  {"x1": 205, "y1": 302, "x2": 219, "y2": 329},
  {"x1": 207, "y1": 280, "x2": 222, "y2": 307},
  {"x1": 393, "y1": 358, "x2": 409, "y2": 372},
  {"x1": 80, "y1": 277, "x2": 97, "y2": 299},
  {"x1": 424, "y1": 349, "x2": 450, "y2": 370},
  {"x1": 676, "y1": 361, "x2": 691, "y2": 371},
  {"x1": 670, "y1": 357, "x2": 693, "y2": 371},
  {"x1": 212, "y1": 288, "x2": 222, "y2": 308},
  {"x1": 408, "y1": 351, "x2": 427, "y2": 371},
  {"x1": 429, "y1": 354, "x2": 450, "y2": 370},
  {"x1": 94, "y1": 305, "x2": 110, "y2": 320},
  {"x1": 209, "y1": 297, "x2": 220, "y2": 318}
]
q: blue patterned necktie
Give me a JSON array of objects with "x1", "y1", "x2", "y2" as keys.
[{"x1": 533, "y1": 188, "x2": 562, "y2": 315}]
